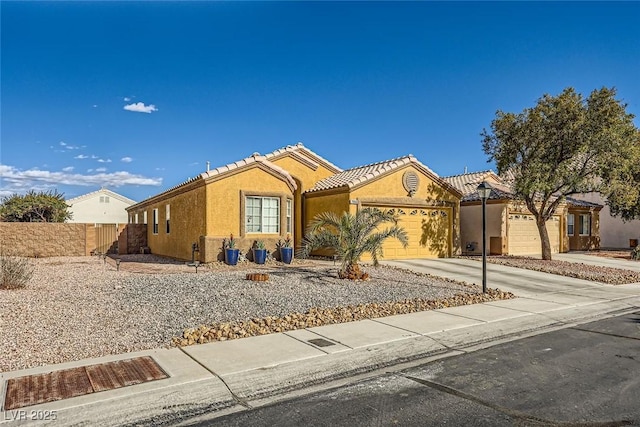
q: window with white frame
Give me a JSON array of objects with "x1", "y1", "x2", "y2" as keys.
[
  {"x1": 165, "y1": 204, "x2": 170, "y2": 234},
  {"x1": 152, "y1": 208, "x2": 158, "y2": 234},
  {"x1": 99, "y1": 196, "x2": 110, "y2": 203},
  {"x1": 567, "y1": 214, "x2": 574, "y2": 236},
  {"x1": 135, "y1": 213, "x2": 139, "y2": 224},
  {"x1": 245, "y1": 196, "x2": 280, "y2": 233},
  {"x1": 286, "y1": 199, "x2": 292, "y2": 234},
  {"x1": 143, "y1": 211, "x2": 148, "y2": 224},
  {"x1": 579, "y1": 214, "x2": 591, "y2": 236}
]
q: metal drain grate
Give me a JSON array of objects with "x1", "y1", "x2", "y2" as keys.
[
  {"x1": 4, "y1": 356, "x2": 168, "y2": 410},
  {"x1": 308, "y1": 338, "x2": 336, "y2": 348}
]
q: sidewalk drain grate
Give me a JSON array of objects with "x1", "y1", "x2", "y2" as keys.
[
  {"x1": 308, "y1": 338, "x2": 336, "y2": 347},
  {"x1": 3, "y1": 356, "x2": 168, "y2": 410}
]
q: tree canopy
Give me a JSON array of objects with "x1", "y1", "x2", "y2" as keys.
[
  {"x1": 599, "y1": 131, "x2": 640, "y2": 221},
  {"x1": 482, "y1": 87, "x2": 639, "y2": 259},
  {"x1": 0, "y1": 190, "x2": 72, "y2": 223},
  {"x1": 302, "y1": 207, "x2": 408, "y2": 280}
]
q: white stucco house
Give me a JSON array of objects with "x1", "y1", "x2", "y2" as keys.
[
  {"x1": 67, "y1": 188, "x2": 136, "y2": 224},
  {"x1": 578, "y1": 192, "x2": 640, "y2": 249}
]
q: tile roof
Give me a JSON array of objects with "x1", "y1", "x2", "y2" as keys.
[
  {"x1": 128, "y1": 152, "x2": 296, "y2": 209},
  {"x1": 565, "y1": 196, "x2": 603, "y2": 209},
  {"x1": 444, "y1": 170, "x2": 604, "y2": 208},
  {"x1": 306, "y1": 155, "x2": 452, "y2": 194},
  {"x1": 201, "y1": 153, "x2": 297, "y2": 190},
  {"x1": 264, "y1": 142, "x2": 343, "y2": 173},
  {"x1": 442, "y1": 170, "x2": 515, "y2": 202},
  {"x1": 442, "y1": 170, "x2": 499, "y2": 197}
]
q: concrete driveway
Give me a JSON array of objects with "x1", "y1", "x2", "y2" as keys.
[{"x1": 382, "y1": 257, "x2": 640, "y2": 299}]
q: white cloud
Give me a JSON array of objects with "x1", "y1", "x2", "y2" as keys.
[
  {"x1": 0, "y1": 164, "x2": 162, "y2": 196},
  {"x1": 62, "y1": 166, "x2": 74, "y2": 172},
  {"x1": 121, "y1": 157, "x2": 133, "y2": 163},
  {"x1": 124, "y1": 97, "x2": 131, "y2": 102},
  {"x1": 124, "y1": 102, "x2": 157, "y2": 114},
  {"x1": 95, "y1": 167, "x2": 107, "y2": 172},
  {"x1": 74, "y1": 154, "x2": 89, "y2": 159},
  {"x1": 60, "y1": 141, "x2": 80, "y2": 150},
  {"x1": 97, "y1": 158, "x2": 112, "y2": 163}
]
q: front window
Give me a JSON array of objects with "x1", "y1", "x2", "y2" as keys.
[
  {"x1": 135, "y1": 213, "x2": 139, "y2": 224},
  {"x1": 567, "y1": 214, "x2": 574, "y2": 236},
  {"x1": 286, "y1": 199, "x2": 292, "y2": 234},
  {"x1": 579, "y1": 214, "x2": 591, "y2": 236},
  {"x1": 166, "y1": 204, "x2": 170, "y2": 234},
  {"x1": 143, "y1": 211, "x2": 148, "y2": 224},
  {"x1": 153, "y1": 208, "x2": 158, "y2": 234},
  {"x1": 245, "y1": 196, "x2": 280, "y2": 233}
]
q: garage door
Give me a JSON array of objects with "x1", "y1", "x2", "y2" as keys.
[
  {"x1": 362, "y1": 206, "x2": 452, "y2": 260},
  {"x1": 508, "y1": 214, "x2": 560, "y2": 255}
]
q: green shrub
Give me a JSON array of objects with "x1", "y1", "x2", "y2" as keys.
[
  {"x1": 632, "y1": 246, "x2": 640, "y2": 261},
  {"x1": 0, "y1": 252, "x2": 34, "y2": 289}
]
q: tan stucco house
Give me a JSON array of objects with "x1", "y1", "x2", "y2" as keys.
[
  {"x1": 126, "y1": 143, "x2": 462, "y2": 262},
  {"x1": 443, "y1": 171, "x2": 602, "y2": 256}
]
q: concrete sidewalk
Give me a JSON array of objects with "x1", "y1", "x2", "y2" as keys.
[{"x1": 2, "y1": 258, "x2": 640, "y2": 426}]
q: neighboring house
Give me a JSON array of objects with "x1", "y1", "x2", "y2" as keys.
[
  {"x1": 443, "y1": 171, "x2": 602, "y2": 256},
  {"x1": 575, "y1": 192, "x2": 640, "y2": 249},
  {"x1": 126, "y1": 143, "x2": 462, "y2": 262},
  {"x1": 67, "y1": 188, "x2": 136, "y2": 225}
]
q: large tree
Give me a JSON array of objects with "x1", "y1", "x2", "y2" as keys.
[
  {"x1": 482, "y1": 87, "x2": 638, "y2": 260},
  {"x1": 0, "y1": 190, "x2": 72, "y2": 222},
  {"x1": 599, "y1": 130, "x2": 640, "y2": 221}
]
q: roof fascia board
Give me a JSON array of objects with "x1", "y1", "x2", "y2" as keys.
[
  {"x1": 203, "y1": 162, "x2": 297, "y2": 193},
  {"x1": 127, "y1": 178, "x2": 205, "y2": 211},
  {"x1": 303, "y1": 185, "x2": 350, "y2": 198}
]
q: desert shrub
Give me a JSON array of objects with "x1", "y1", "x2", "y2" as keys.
[
  {"x1": 0, "y1": 252, "x2": 34, "y2": 289},
  {"x1": 632, "y1": 246, "x2": 640, "y2": 261}
]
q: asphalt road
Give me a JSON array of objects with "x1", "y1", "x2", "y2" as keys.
[{"x1": 191, "y1": 311, "x2": 640, "y2": 427}]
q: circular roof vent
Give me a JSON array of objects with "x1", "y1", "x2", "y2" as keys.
[{"x1": 402, "y1": 171, "x2": 419, "y2": 197}]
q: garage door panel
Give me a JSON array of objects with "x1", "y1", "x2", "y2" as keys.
[
  {"x1": 362, "y1": 206, "x2": 451, "y2": 260},
  {"x1": 508, "y1": 214, "x2": 560, "y2": 255}
]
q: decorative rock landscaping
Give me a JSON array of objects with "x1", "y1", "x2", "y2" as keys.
[
  {"x1": 174, "y1": 289, "x2": 514, "y2": 346},
  {"x1": 475, "y1": 255, "x2": 640, "y2": 285}
]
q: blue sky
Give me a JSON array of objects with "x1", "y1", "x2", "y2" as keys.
[{"x1": 1, "y1": 1, "x2": 639, "y2": 202}]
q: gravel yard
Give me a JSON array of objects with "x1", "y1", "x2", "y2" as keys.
[
  {"x1": 477, "y1": 255, "x2": 640, "y2": 285},
  {"x1": 1, "y1": 255, "x2": 504, "y2": 372}
]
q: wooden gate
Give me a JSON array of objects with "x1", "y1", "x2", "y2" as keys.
[{"x1": 94, "y1": 224, "x2": 123, "y2": 254}]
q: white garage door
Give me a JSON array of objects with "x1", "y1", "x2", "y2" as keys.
[
  {"x1": 362, "y1": 206, "x2": 452, "y2": 260},
  {"x1": 508, "y1": 214, "x2": 560, "y2": 255}
]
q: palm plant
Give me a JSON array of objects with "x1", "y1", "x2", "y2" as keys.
[{"x1": 303, "y1": 207, "x2": 408, "y2": 280}]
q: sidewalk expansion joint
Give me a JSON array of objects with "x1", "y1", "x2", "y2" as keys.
[{"x1": 176, "y1": 347, "x2": 252, "y2": 410}]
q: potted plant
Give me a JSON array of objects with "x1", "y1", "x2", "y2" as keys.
[
  {"x1": 252, "y1": 240, "x2": 267, "y2": 264},
  {"x1": 224, "y1": 234, "x2": 240, "y2": 266},
  {"x1": 278, "y1": 235, "x2": 294, "y2": 264}
]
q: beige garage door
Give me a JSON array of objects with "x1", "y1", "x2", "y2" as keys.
[
  {"x1": 362, "y1": 206, "x2": 452, "y2": 260},
  {"x1": 508, "y1": 214, "x2": 560, "y2": 255}
]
